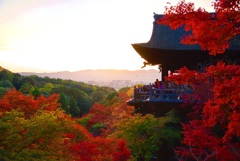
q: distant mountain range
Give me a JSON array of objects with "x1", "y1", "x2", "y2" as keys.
[
  {"x1": 20, "y1": 69, "x2": 161, "y2": 82},
  {"x1": 20, "y1": 69, "x2": 162, "y2": 89}
]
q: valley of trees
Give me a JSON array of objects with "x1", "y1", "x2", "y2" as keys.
[
  {"x1": 0, "y1": 0, "x2": 240, "y2": 160},
  {"x1": 0, "y1": 67, "x2": 181, "y2": 160},
  {"x1": 0, "y1": 67, "x2": 118, "y2": 117}
]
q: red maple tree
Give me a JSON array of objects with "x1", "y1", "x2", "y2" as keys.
[
  {"x1": 160, "y1": 0, "x2": 240, "y2": 160},
  {"x1": 158, "y1": 0, "x2": 240, "y2": 55},
  {"x1": 69, "y1": 137, "x2": 131, "y2": 161},
  {"x1": 167, "y1": 61, "x2": 240, "y2": 161},
  {"x1": 0, "y1": 89, "x2": 38, "y2": 117}
]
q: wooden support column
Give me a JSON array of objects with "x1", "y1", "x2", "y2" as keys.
[{"x1": 161, "y1": 64, "x2": 169, "y2": 81}]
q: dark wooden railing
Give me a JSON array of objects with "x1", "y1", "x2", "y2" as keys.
[{"x1": 128, "y1": 83, "x2": 192, "y2": 104}]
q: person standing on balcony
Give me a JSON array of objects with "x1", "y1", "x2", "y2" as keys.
[{"x1": 154, "y1": 79, "x2": 160, "y2": 88}]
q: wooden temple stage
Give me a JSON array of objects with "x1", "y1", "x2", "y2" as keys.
[
  {"x1": 127, "y1": 13, "x2": 240, "y2": 117},
  {"x1": 127, "y1": 83, "x2": 192, "y2": 118}
]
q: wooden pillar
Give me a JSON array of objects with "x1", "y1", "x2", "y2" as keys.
[{"x1": 161, "y1": 64, "x2": 169, "y2": 81}]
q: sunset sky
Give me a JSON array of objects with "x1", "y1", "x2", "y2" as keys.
[{"x1": 0, "y1": 0, "x2": 214, "y2": 73}]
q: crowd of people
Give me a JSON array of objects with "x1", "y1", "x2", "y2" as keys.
[
  {"x1": 136, "y1": 78, "x2": 190, "y2": 93},
  {"x1": 134, "y1": 79, "x2": 190, "y2": 101},
  {"x1": 136, "y1": 78, "x2": 165, "y2": 93},
  {"x1": 153, "y1": 79, "x2": 164, "y2": 89}
]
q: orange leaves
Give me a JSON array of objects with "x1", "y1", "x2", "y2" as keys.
[
  {"x1": 69, "y1": 137, "x2": 130, "y2": 161},
  {"x1": 0, "y1": 89, "x2": 131, "y2": 160},
  {"x1": 0, "y1": 89, "x2": 60, "y2": 118},
  {"x1": 0, "y1": 89, "x2": 38, "y2": 117},
  {"x1": 112, "y1": 140, "x2": 131, "y2": 161},
  {"x1": 86, "y1": 103, "x2": 112, "y2": 128},
  {"x1": 36, "y1": 94, "x2": 60, "y2": 111},
  {"x1": 0, "y1": 99, "x2": 10, "y2": 112},
  {"x1": 72, "y1": 123, "x2": 93, "y2": 140}
]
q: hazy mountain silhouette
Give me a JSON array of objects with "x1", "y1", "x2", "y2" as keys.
[{"x1": 21, "y1": 69, "x2": 162, "y2": 83}]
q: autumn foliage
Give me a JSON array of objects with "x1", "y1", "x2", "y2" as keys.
[
  {"x1": 79, "y1": 92, "x2": 134, "y2": 137},
  {"x1": 167, "y1": 62, "x2": 240, "y2": 160},
  {"x1": 69, "y1": 137, "x2": 131, "y2": 161},
  {"x1": 0, "y1": 89, "x2": 38, "y2": 117},
  {"x1": 0, "y1": 89, "x2": 60, "y2": 117},
  {"x1": 159, "y1": 0, "x2": 240, "y2": 160},
  {"x1": 0, "y1": 89, "x2": 131, "y2": 160},
  {"x1": 158, "y1": 0, "x2": 240, "y2": 55},
  {"x1": 2, "y1": 1, "x2": 240, "y2": 159}
]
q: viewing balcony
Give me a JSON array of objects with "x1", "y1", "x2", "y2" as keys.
[{"x1": 127, "y1": 83, "x2": 192, "y2": 106}]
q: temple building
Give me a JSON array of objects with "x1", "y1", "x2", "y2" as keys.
[
  {"x1": 132, "y1": 13, "x2": 240, "y2": 80},
  {"x1": 127, "y1": 13, "x2": 240, "y2": 117}
]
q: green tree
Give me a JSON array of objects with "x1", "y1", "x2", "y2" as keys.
[
  {"x1": 0, "y1": 87, "x2": 7, "y2": 98},
  {"x1": 0, "y1": 80, "x2": 14, "y2": 88},
  {"x1": 19, "y1": 83, "x2": 34, "y2": 95},
  {"x1": 69, "y1": 96, "x2": 80, "y2": 117},
  {"x1": 59, "y1": 92, "x2": 69, "y2": 114},
  {"x1": 104, "y1": 91, "x2": 119, "y2": 106},
  {"x1": 52, "y1": 86, "x2": 94, "y2": 114},
  {"x1": 90, "y1": 91, "x2": 105, "y2": 102},
  {"x1": 78, "y1": 96, "x2": 93, "y2": 114},
  {"x1": 20, "y1": 76, "x2": 36, "y2": 86},
  {"x1": 106, "y1": 91, "x2": 118, "y2": 101},
  {"x1": 31, "y1": 87, "x2": 41, "y2": 99},
  {"x1": 40, "y1": 83, "x2": 54, "y2": 96},
  {"x1": 0, "y1": 69, "x2": 13, "y2": 81},
  {"x1": 12, "y1": 73, "x2": 22, "y2": 90},
  {"x1": 110, "y1": 110, "x2": 181, "y2": 161}
]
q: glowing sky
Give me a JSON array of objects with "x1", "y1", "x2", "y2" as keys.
[{"x1": 0, "y1": 0, "x2": 214, "y2": 72}]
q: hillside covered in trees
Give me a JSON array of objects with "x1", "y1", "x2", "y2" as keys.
[
  {"x1": 0, "y1": 66, "x2": 119, "y2": 117},
  {"x1": 1, "y1": 0, "x2": 240, "y2": 160},
  {"x1": 0, "y1": 66, "x2": 181, "y2": 160}
]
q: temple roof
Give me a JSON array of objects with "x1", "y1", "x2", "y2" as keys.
[
  {"x1": 136, "y1": 13, "x2": 240, "y2": 51},
  {"x1": 132, "y1": 13, "x2": 240, "y2": 78}
]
